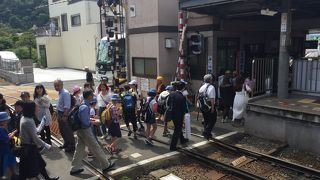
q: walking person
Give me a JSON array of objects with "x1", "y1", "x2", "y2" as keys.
[
  {"x1": 72, "y1": 85, "x2": 83, "y2": 105},
  {"x1": 8, "y1": 100, "x2": 24, "y2": 135},
  {"x1": 0, "y1": 112, "x2": 18, "y2": 179},
  {"x1": 129, "y1": 80, "x2": 145, "y2": 132},
  {"x1": 121, "y1": 85, "x2": 138, "y2": 139},
  {"x1": 232, "y1": 76, "x2": 252, "y2": 126},
  {"x1": 198, "y1": 74, "x2": 217, "y2": 140},
  {"x1": 85, "y1": 67, "x2": 95, "y2": 87},
  {"x1": 220, "y1": 71, "x2": 235, "y2": 122},
  {"x1": 156, "y1": 76, "x2": 166, "y2": 95},
  {"x1": 97, "y1": 83, "x2": 111, "y2": 139},
  {"x1": 70, "y1": 89, "x2": 114, "y2": 175},
  {"x1": 158, "y1": 85, "x2": 173, "y2": 136},
  {"x1": 54, "y1": 79, "x2": 75, "y2": 152},
  {"x1": 0, "y1": 94, "x2": 11, "y2": 115},
  {"x1": 167, "y1": 82, "x2": 189, "y2": 151},
  {"x1": 95, "y1": 76, "x2": 109, "y2": 95},
  {"x1": 34, "y1": 84, "x2": 53, "y2": 145},
  {"x1": 105, "y1": 94, "x2": 122, "y2": 154},
  {"x1": 19, "y1": 101, "x2": 59, "y2": 180},
  {"x1": 144, "y1": 88, "x2": 158, "y2": 145},
  {"x1": 20, "y1": 92, "x2": 31, "y2": 102}
]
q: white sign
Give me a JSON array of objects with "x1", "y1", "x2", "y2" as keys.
[
  {"x1": 207, "y1": 56, "x2": 213, "y2": 74},
  {"x1": 140, "y1": 78, "x2": 149, "y2": 91},
  {"x1": 281, "y1": 13, "x2": 288, "y2": 32}
]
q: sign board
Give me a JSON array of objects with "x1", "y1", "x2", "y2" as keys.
[
  {"x1": 140, "y1": 78, "x2": 149, "y2": 92},
  {"x1": 280, "y1": 13, "x2": 287, "y2": 32},
  {"x1": 207, "y1": 56, "x2": 213, "y2": 74},
  {"x1": 304, "y1": 40, "x2": 319, "y2": 49}
]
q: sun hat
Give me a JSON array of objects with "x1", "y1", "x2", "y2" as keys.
[
  {"x1": 165, "y1": 85, "x2": 173, "y2": 91},
  {"x1": 0, "y1": 112, "x2": 10, "y2": 122},
  {"x1": 72, "y1": 85, "x2": 81, "y2": 93},
  {"x1": 111, "y1": 94, "x2": 120, "y2": 101},
  {"x1": 128, "y1": 80, "x2": 137, "y2": 85},
  {"x1": 156, "y1": 76, "x2": 163, "y2": 81},
  {"x1": 20, "y1": 91, "x2": 30, "y2": 97},
  {"x1": 90, "y1": 96, "x2": 97, "y2": 104}
]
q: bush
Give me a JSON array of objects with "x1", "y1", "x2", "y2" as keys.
[{"x1": 12, "y1": 46, "x2": 37, "y2": 60}]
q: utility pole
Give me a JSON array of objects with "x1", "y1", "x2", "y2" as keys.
[{"x1": 277, "y1": 0, "x2": 291, "y2": 99}]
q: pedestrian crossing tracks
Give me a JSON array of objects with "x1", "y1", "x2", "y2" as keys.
[{"x1": 107, "y1": 124, "x2": 238, "y2": 177}]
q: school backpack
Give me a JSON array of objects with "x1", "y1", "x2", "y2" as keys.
[
  {"x1": 100, "y1": 103, "x2": 113, "y2": 124},
  {"x1": 70, "y1": 93, "x2": 77, "y2": 108},
  {"x1": 197, "y1": 84, "x2": 212, "y2": 113},
  {"x1": 157, "y1": 95, "x2": 168, "y2": 114},
  {"x1": 122, "y1": 93, "x2": 134, "y2": 109},
  {"x1": 67, "y1": 105, "x2": 81, "y2": 131}
]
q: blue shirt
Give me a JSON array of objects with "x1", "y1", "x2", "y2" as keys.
[
  {"x1": 0, "y1": 127, "x2": 10, "y2": 156},
  {"x1": 57, "y1": 89, "x2": 71, "y2": 112},
  {"x1": 78, "y1": 101, "x2": 91, "y2": 128}
]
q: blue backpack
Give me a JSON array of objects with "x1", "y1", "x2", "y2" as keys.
[{"x1": 122, "y1": 93, "x2": 134, "y2": 109}]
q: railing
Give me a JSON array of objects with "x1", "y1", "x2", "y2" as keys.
[
  {"x1": 36, "y1": 26, "x2": 61, "y2": 37},
  {"x1": 292, "y1": 59, "x2": 320, "y2": 94},
  {"x1": 251, "y1": 58, "x2": 274, "y2": 96},
  {"x1": 0, "y1": 59, "x2": 22, "y2": 73}
]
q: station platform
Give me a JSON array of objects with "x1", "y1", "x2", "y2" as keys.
[{"x1": 246, "y1": 94, "x2": 320, "y2": 155}]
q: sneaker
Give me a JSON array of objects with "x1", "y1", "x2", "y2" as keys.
[
  {"x1": 70, "y1": 168, "x2": 84, "y2": 175},
  {"x1": 144, "y1": 138, "x2": 153, "y2": 146},
  {"x1": 128, "y1": 131, "x2": 132, "y2": 137},
  {"x1": 102, "y1": 161, "x2": 115, "y2": 172},
  {"x1": 87, "y1": 152, "x2": 94, "y2": 158}
]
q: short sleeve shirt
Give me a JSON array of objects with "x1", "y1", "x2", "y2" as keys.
[
  {"x1": 199, "y1": 83, "x2": 216, "y2": 100},
  {"x1": 57, "y1": 89, "x2": 71, "y2": 112}
]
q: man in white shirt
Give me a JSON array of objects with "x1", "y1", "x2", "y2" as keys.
[{"x1": 198, "y1": 74, "x2": 217, "y2": 140}]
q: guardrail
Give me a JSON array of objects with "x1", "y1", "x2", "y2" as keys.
[
  {"x1": 36, "y1": 26, "x2": 61, "y2": 37},
  {"x1": 251, "y1": 58, "x2": 274, "y2": 96},
  {"x1": 292, "y1": 59, "x2": 320, "y2": 94}
]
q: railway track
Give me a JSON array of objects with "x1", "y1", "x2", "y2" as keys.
[
  {"x1": 50, "y1": 136, "x2": 114, "y2": 180},
  {"x1": 120, "y1": 127, "x2": 320, "y2": 180}
]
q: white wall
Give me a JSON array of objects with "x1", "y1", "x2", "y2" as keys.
[{"x1": 36, "y1": 37, "x2": 63, "y2": 68}]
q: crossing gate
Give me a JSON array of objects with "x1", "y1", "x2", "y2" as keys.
[{"x1": 251, "y1": 58, "x2": 274, "y2": 96}]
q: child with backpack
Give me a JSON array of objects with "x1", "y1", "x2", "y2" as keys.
[
  {"x1": 121, "y1": 85, "x2": 138, "y2": 139},
  {"x1": 144, "y1": 88, "x2": 158, "y2": 145},
  {"x1": 105, "y1": 94, "x2": 122, "y2": 154},
  {"x1": 0, "y1": 112, "x2": 18, "y2": 179},
  {"x1": 158, "y1": 85, "x2": 173, "y2": 136}
]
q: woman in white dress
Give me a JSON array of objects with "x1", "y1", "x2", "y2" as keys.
[{"x1": 232, "y1": 76, "x2": 251, "y2": 126}]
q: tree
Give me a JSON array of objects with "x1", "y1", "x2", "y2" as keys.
[
  {"x1": 0, "y1": 37, "x2": 13, "y2": 50},
  {"x1": 9, "y1": 15, "x2": 23, "y2": 29}
]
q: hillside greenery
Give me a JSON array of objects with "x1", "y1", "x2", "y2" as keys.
[{"x1": 0, "y1": 0, "x2": 49, "y2": 62}]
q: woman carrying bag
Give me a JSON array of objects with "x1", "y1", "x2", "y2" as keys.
[
  {"x1": 33, "y1": 84, "x2": 52, "y2": 145},
  {"x1": 19, "y1": 101, "x2": 59, "y2": 180}
]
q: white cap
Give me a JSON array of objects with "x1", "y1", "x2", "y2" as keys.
[{"x1": 129, "y1": 80, "x2": 137, "y2": 85}]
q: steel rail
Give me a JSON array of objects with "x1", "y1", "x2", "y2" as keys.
[
  {"x1": 211, "y1": 138, "x2": 320, "y2": 179},
  {"x1": 50, "y1": 136, "x2": 114, "y2": 180},
  {"x1": 120, "y1": 127, "x2": 266, "y2": 180}
]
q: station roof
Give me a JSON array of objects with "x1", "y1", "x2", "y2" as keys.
[{"x1": 179, "y1": 0, "x2": 320, "y2": 20}]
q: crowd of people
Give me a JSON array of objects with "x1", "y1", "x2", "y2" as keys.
[{"x1": 0, "y1": 70, "x2": 252, "y2": 179}]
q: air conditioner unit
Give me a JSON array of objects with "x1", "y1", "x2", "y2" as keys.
[{"x1": 165, "y1": 38, "x2": 176, "y2": 49}]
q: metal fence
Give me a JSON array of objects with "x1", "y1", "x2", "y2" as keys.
[
  {"x1": 0, "y1": 59, "x2": 22, "y2": 73},
  {"x1": 36, "y1": 26, "x2": 61, "y2": 37},
  {"x1": 292, "y1": 59, "x2": 320, "y2": 94},
  {"x1": 251, "y1": 58, "x2": 274, "y2": 95}
]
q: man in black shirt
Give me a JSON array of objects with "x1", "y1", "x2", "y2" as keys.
[{"x1": 167, "y1": 81, "x2": 189, "y2": 151}]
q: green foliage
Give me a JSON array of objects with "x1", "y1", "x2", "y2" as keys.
[
  {"x1": 0, "y1": 36, "x2": 14, "y2": 50},
  {"x1": 0, "y1": 0, "x2": 49, "y2": 31},
  {"x1": 11, "y1": 46, "x2": 37, "y2": 60}
]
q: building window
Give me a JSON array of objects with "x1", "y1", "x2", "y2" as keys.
[
  {"x1": 71, "y1": 14, "x2": 81, "y2": 27},
  {"x1": 61, "y1": 14, "x2": 68, "y2": 31},
  {"x1": 132, "y1": 58, "x2": 157, "y2": 78}
]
